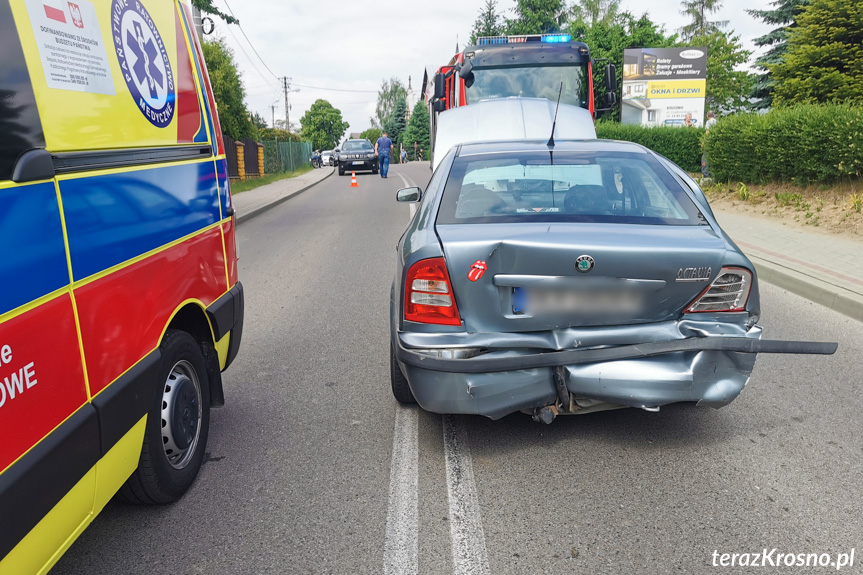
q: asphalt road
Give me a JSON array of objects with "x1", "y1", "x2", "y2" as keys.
[{"x1": 54, "y1": 162, "x2": 862, "y2": 575}]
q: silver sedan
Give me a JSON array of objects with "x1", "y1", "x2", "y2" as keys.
[{"x1": 389, "y1": 139, "x2": 836, "y2": 423}]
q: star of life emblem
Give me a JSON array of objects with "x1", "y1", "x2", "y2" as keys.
[{"x1": 111, "y1": 0, "x2": 175, "y2": 128}]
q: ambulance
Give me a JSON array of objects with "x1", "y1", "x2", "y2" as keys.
[{"x1": 0, "y1": 0, "x2": 243, "y2": 572}]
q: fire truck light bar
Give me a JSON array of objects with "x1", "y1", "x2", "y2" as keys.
[{"x1": 476, "y1": 34, "x2": 572, "y2": 45}]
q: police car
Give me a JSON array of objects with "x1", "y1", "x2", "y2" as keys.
[{"x1": 0, "y1": 0, "x2": 243, "y2": 572}]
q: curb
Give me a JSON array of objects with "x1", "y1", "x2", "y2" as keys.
[
  {"x1": 749, "y1": 255, "x2": 863, "y2": 323},
  {"x1": 235, "y1": 167, "x2": 334, "y2": 225}
]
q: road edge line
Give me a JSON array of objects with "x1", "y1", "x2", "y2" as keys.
[
  {"x1": 442, "y1": 415, "x2": 490, "y2": 575},
  {"x1": 383, "y1": 405, "x2": 419, "y2": 575}
]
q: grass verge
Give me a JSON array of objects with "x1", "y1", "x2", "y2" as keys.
[
  {"x1": 696, "y1": 176, "x2": 863, "y2": 236},
  {"x1": 230, "y1": 165, "x2": 315, "y2": 194}
]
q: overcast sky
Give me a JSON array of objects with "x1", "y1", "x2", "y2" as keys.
[{"x1": 209, "y1": 0, "x2": 776, "y2": 139}]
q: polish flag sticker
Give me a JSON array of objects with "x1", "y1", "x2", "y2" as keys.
[
  {"x1": 468, "y1": 260, "x2": 487, "y2": 282},
  {"x1": 43, "y1": 2, "x2": 66, "y2": 22}
]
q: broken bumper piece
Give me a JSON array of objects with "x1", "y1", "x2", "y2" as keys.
[{"x1": 394, "y1": 326, "x2": 837, "y2": 420}]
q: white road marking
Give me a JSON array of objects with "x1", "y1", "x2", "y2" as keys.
[
  {"x1": 383, "y1": 404, "x2": 419, "y2": 575},
  {"x1": 442, "y1": 415, "x2": 491, "y2": 575}
]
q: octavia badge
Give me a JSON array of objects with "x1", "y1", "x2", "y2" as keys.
[{"x1": 575, "y1": 255, "x2": 594, "y2": 273}]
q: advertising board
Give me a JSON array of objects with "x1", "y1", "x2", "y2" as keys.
[{"x1": 621, "y1": 47, "x2": 707, "y2": 127}]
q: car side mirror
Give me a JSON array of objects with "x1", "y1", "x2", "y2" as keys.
[
  {"x1": 396, "y1": 187, "x2": 422, "y2": 202},
  {"x1": 433, "y1": 100, "x2": 445, "y2": 113},
  {"x1": 604, "y1": 63, "x2": 618, "y2": 92},
  {"x1": 433, "y1": 73, "x2": 446, "y2": 101},
  {"x1": 459, "y1": 60, "x2": 474, "y2": 88}
]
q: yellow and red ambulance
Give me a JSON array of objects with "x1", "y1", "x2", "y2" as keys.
[{"x1": 0, "y1": 0, "x2": 243, "y2": 571}]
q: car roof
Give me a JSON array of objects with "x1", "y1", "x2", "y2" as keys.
[{"x1": 456, "y1": 138, "x2": 652, "y2": 157}]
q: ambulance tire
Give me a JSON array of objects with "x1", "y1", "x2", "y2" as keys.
[{"x1": 119, "y1": 329, "x2": 211, "y2": 504}]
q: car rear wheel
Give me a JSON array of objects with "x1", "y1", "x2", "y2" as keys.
[
  {"x1": 390, "y1": 342, "x2": 416, "y2": 403},
  {"x1": 119, "y1": 329, "x2": 211, "y2": 504}
]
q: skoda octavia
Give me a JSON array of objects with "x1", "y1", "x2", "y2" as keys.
[{"x1": 389, "y1": 139, "x2": 835, "y2": 422}]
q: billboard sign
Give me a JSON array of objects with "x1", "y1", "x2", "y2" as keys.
[{"x1": 621, "y1": 47, "x2": 707, "y2": 128}]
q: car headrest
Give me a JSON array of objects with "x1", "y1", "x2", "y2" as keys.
[{"x1": 564, "y1": 185, "x2": 611, "y2": 215}]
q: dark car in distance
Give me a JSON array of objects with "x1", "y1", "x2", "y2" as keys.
[{"x1": 338, "y1": 139, "x2": 377, "y2": 176}]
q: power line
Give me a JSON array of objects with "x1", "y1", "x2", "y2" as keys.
[
  {"x1": 223, "y1": 23, "x2": 279, "y2": 93},
  {"x1": 221, "y1": 0, "x2": 279, "y2": 80},
  {"x1": 292, "y1": 83, "x2": 378, "y2": 94}
]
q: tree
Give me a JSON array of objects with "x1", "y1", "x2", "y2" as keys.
[
  {"x1": 678, "y1": 0, "x2": 728, "y2": 41},
  {"x1": 251, "y1": 112, "x2": 268, "y2": 131},
  {"x1": 300, "y1": 99, "x2": 349, "y2": 151},
  {"x1": 506, "y1": 0, "x2": 569, "y2": 34},
  {"x1": 571, "y1": 0, "x2": 621, "y2": 27},
  {"x1": 470, "y1": 0, "x2": 504, "y2": 44},
  {"x1": 569, "y1": 12, "x2": 677, "y2": 118},
  {"x1": 771, "y1": 0, "x2": 863, "y2": 105},
  {"x1": 401, "y1": 101, "x2": 431, "y2": 161},
  {"x1": 372, "y1": 78, "x2": 407, "y2": 129},
  {"x1": 201, "y1": 37, "x2": 255, "y2": 141},
  {"x1": 259, "y1": 128, "x2": 300, "y2": 142},
  {"x1": 746, "y1": 0, "x2": 809, "y2": 109},
  {"x1": 688, "y1": 29, "x2": 752, "y2": 112},
  {"x1": 192, "y1": 0, "x2": 238, "y2": 25},
  {"x1": 383, "y1": 97, "x2": 408, "y2": 149},
  {"x1": 360, "y1": 128, "x2": 382, "y2": 143}
]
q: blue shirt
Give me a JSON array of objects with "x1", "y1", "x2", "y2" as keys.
[{"x1": 376, "y1": 136, "x2": 393, "y2": 155}]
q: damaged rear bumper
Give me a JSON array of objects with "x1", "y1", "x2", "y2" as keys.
[{"x1": 394, "y1": 323, "x2": 837, "y2": 420}]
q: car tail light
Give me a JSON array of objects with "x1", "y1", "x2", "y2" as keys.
[
  {"x1": 404, "y1": 258, "x2": 462, "y2": 326},
  {"x1": 685, "y1": 267, "x2": 753, "y2": 313}
]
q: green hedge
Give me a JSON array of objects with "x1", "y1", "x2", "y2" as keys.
[
  {"x1": 704, "y1": 104, "x2": 863, "y2": 183},
  {"x1": 595, "y1": 123, "x2": 705, "y2": 172}
]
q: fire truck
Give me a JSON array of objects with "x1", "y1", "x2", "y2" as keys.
[{"x1": 426, "y1": 34, "x2": 618, "y2": 161}]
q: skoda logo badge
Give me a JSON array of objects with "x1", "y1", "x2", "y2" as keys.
[
  {"x1": 112, "y1": 0, "x2": 175, "y2": 128},
  {"x1": 575, "y1": 255, "x2": 594, "y2": 273}
]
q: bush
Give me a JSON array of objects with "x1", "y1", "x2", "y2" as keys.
[
  {"x1": 705, "y1": 104, "x2": 863, "y2": 183},
  {"x1": 595, "y1": 123, "x2": 705, "y2": 172}
]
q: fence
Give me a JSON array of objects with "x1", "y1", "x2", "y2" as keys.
[
  {"x1": 241, "y1": 138, "x2": 259, "y2": 177},
  {"x1": 222, "y1": 135, "x2": 313, "y2": 179},
  {"x1": 263, "y1": 140, "x2": 313, "y2": 173}
]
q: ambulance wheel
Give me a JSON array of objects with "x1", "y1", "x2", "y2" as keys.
[
  {"x1": 390, "y1": 342, "x2": 416, "y2": 404},
  {"x1": 119, "y1": 329, "x2": 211, "y2": 504}
]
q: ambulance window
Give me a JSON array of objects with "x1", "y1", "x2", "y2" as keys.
[{"x1": 1, "y1": 0, "x2": 46, "y2": 182}]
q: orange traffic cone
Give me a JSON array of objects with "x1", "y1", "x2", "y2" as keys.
[{"x1": 350, "y1": 171, "x2": 358, "y2": 188}]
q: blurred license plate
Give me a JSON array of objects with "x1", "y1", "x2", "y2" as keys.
[
  {"x1": 513, "y1": 286, "x2": 642, "y2": 316},
  {"x1": 353, "y1": 161, "x2": 364, "y2": 165}
]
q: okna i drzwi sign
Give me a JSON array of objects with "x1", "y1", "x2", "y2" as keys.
[{"x1": 621, "y1": 47, "x2": 707, "y2": 128}]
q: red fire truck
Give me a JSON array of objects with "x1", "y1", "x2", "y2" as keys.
[{"x1": 426, "y1": 34, "x2": 618, "y2": 159}]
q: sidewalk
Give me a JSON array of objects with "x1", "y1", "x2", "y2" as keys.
[
  {"x1": 232, "y1": 166, "x2": 333, "y2": 224},
  {"x1": 713, "y1": 208, "x2": 863, "y2": 323}
]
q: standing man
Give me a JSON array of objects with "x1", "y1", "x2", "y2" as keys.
[
  {"x1": 375, "y1": 131, "x2": 394, "y2": 178},
  {"x1": 400, "y1": 147, "x2": 407, "y2": 164}
]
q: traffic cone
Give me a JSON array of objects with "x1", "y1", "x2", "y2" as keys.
[{"x1": 350, "y1": 171, "x2": 358, "y2": 188}]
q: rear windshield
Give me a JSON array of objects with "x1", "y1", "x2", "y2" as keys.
[
  {"x1": 437, "y1": 150, "x2": 705, "y2": 226},
  {"x1": 343, "y1": 140, "x2": 372, "y2": 151}
]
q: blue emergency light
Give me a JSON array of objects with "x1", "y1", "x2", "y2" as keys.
[{"x1": 542, "y1": 34, "x2": 571, "y2": 43}]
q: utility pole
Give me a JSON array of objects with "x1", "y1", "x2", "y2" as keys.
[
  {"x1": 270, "y1": 104, "x2": 276, "y2": 128},
  {"x1": 282, "y1": 77, "x2": 299, "y2": 132}
]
